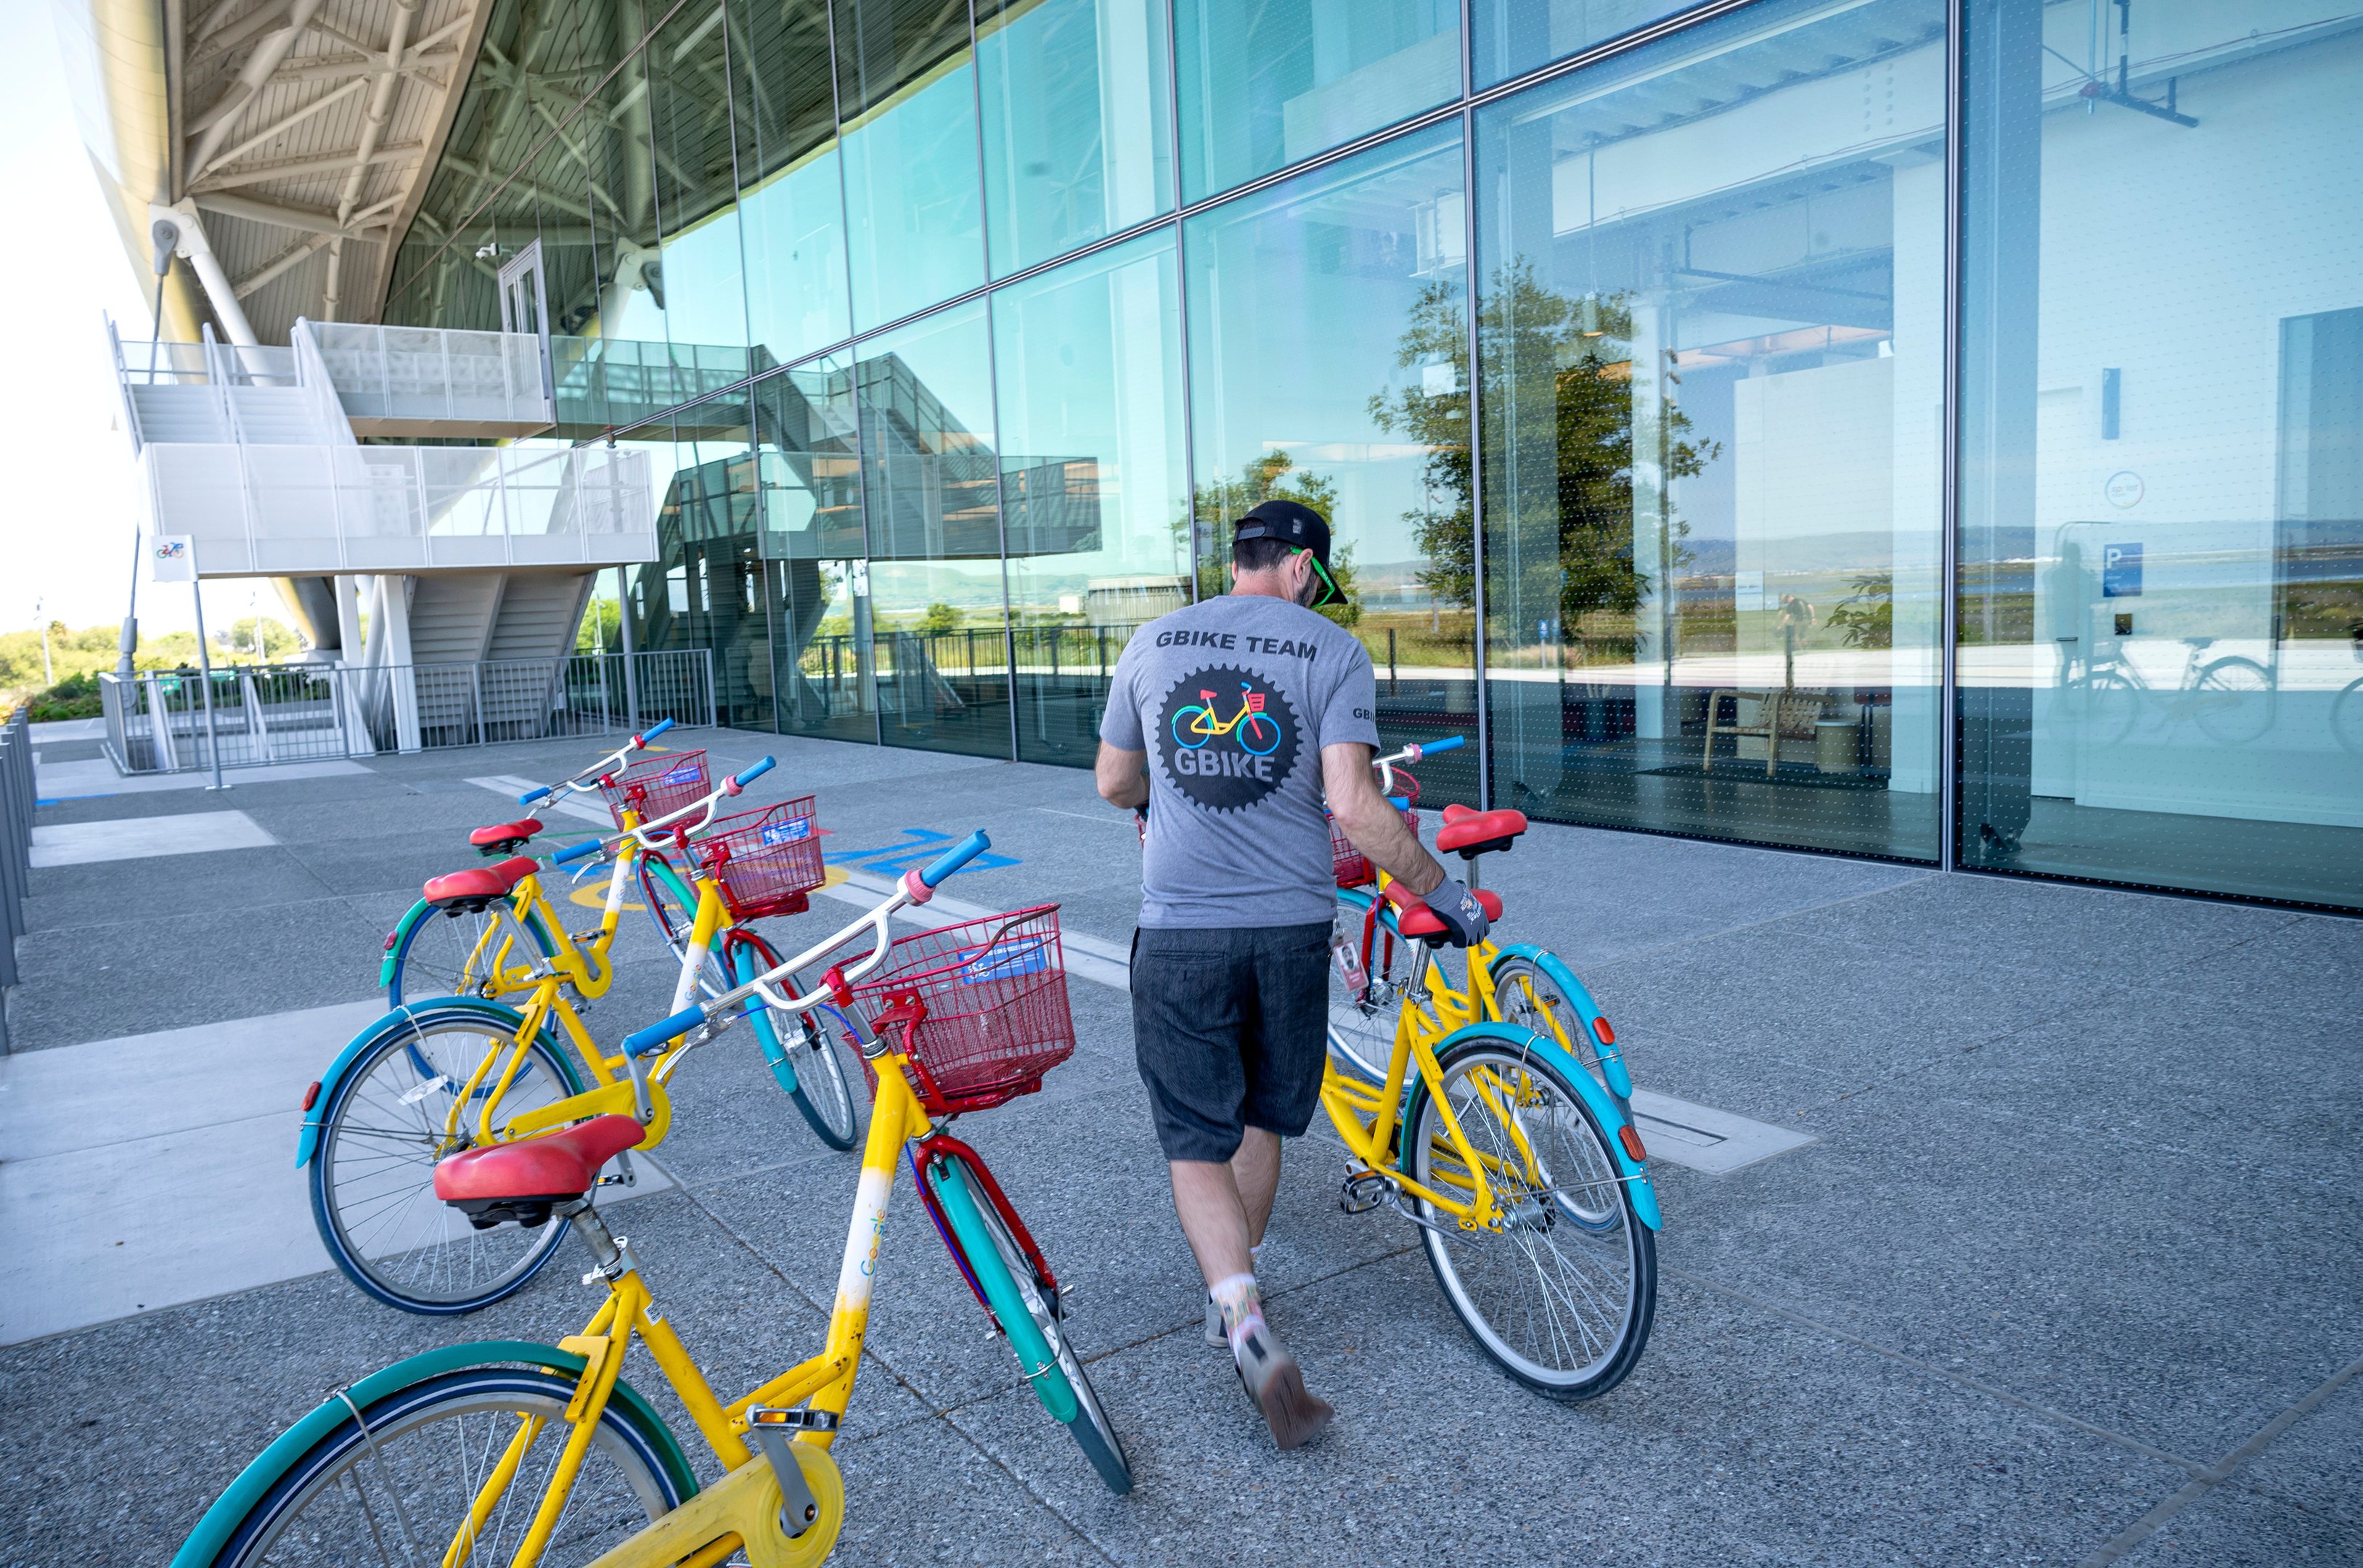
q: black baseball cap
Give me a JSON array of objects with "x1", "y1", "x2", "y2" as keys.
[{"x1": 1235, "y1": 499, "x2": 1340, "y2": 608}]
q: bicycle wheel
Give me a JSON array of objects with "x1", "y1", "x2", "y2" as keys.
[
  {"x1": 929, "y1": 1155, "x2": 1132, "y2": 1495},
  {"x1": 1489, "y1": 955, "x2": 1624, "y2": 1110},
  {"x1": 310, "y1": 1010, "x2": 587, "y2": 1315},
  {"x1": 1327, "y1": 901, "x2": 1411, "y2": 1082},
  {"x1": 2333, "y1": 677, "x2": 2363, "y2": 756},
  {"x1": 195, "y1": 1367, "x2": 686, "y2": 1567},
  {"x1": 1238, "y1": 712, "x2": 1282, "y2": 756},
  {"x1": 2192, "y1": 656, "x2": 2273, "y2": 745},
  {"x1": 1402, "y1": 1033, "x2": 1655, "y2": 1400},
  {"x1": 639, "y1": 852, "x2": 728, "y2": 999},
  {"x1": 730, "y1": 932, "x2": 862, "y2": 1150},
  {"x1": 381, "y1": 898, "x2": 555, "y2": 1007},
  {"x1": 1169, "y1": 704, "x2": 1212, "y2": 751},
  {"x1": 2084, "y1": 669, "x2": 2140, "y2": 746}
]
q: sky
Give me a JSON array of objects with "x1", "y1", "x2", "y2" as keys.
[{"x1": 0, "y1": 1, "x2": 267, "y2": 642}]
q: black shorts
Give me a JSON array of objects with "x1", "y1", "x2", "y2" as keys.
[{"x1": 1130, "y1": 922, "x2": 1331, "y2": 1164}]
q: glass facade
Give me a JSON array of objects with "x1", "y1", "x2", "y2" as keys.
[{"x1": 377, "y1": 0, "x2": 2363, "y2": 912}]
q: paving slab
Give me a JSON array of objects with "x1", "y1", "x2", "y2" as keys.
[{"x1": 29, "y1": 809, "x2": 277, "y2": 865}]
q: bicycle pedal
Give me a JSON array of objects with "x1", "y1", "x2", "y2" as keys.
[{"x1": 1339, "y1": 1171, "x2": 1387, "y2": 1214}]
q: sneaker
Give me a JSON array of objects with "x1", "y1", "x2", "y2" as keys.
[
  {"x1": 1204, "y1": 1294, "x2": 1226, "y2": 1347},
  {"x1": 1231, "y1": 1318, "x2": 1333, "y2": 1450}
]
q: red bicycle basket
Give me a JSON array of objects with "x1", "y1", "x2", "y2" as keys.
[
  {"x1": 1331, "y1": 773, "x2": 1421, "y2": 887},
  {"x1": 688, "y1": 797, "x2": 824, "y2": 920},
  {"x1": 846, "y1": 906, "x2": 1074, "y2": 1115},
  {"x1": 600, "y1": 751, "x2": 710, "y2": 829}
]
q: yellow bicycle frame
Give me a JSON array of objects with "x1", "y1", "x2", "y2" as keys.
[{"x1": 463, "y1": 1043, "x2": 934, "y2": 1568}]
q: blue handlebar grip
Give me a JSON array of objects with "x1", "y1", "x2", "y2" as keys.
[
  {"x1": 1423, "y1": 735, "x2": 1467, "y2": 754},
  {"x1": 732, "y1": 756, "x2": 776, "y2": 788},
  {"x1": 641, "y1": 718, "x2": 674, "y2": 741},
  {"x1": 552, "y1": 838, "x2": 603, "y2": 866},
  {"x1": 624, "y1": 1005, "x2": 706, "y2": 1058},
  {"x1": 519, "y1": 784, "x2": 552, "y2": 804},
  {"x1": 920, "y1": 830, "x2": 991, "y2": 887}
]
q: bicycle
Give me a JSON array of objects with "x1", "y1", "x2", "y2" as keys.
[
  {"x1": 1315, "y1": 740, "x2": 1660, "y2": 1399},
  {"x1": 1170, "y1": 680, "x2": 1283, "y2": 755},
  {"x1": 1325, "y1": 739, "x2": 1636, "y2": 1116},
  {"x1": 300, "y1": 757, "x2": 860, "y2": 1317},
  {"x1": 176, "y1": 835, "x2": 1130, "y2": 1568},
  {"x1": 2061, "y1": 634, "x2": 2273, "y2": 746}
]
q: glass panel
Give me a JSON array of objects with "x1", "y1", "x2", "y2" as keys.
[
  {"x1": 645, "y1": 0, "x2": 753, "y2": 356},
  {"x1": 578, "y1": 48, "x2": 682, "y2": 430},
  {"x1": 995, "y1": 228, "x2": 1190, "y2": 764},
  {"x1": 1172, "y1": 0, "x2": 1461, "y2": 205},
  {"x1": 854, "y1": 301, "x2": 1012, "y2": 756},
  {"x1": 835, "y1": 0, "x2": 987, "y2": 331},
  {"x1": 732, "y1": 0, "x2": 853, "y2": 366},
  {"x1": 1959, "y1": 0, "x2": 2363, "y2": 909},
  {"x1": 1474, "y1": 0, "x2": 1946, "y2": 861},
  {"x1": 1184, "y1": 121, "x2": 1479, "y2": 801},
  {"x1": 976, "y1": 0, "x2": 1174, "y2": 277},
  {"x1": 1470, "y1": 0, "x2": 1707, "y2": 90},
  {"x1": 627, "y1": 391, "x2": 772, "y2": 729},
  {"x1": 756, "y1": 356, "x2": 877, "y2": 743}
]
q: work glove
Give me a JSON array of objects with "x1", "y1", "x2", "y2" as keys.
[{"x1": 1421, "y1": 878, "x2": 1490, "y2": 946}]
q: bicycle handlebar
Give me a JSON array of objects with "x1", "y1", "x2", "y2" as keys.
[
  {"x1": 550, "y1": 754, "x2": 778, "y2": 870},
  {"x1": 513, "y1": 722, "x2": 679, "y2": 807},
  {"x1": 621, "y1": 830, "x2": 996, "y2": 1055},
  {"x1": 551, "y1": 838, "x2": 603, "y2": 867}
]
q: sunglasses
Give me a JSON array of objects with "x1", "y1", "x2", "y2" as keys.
[{"x1": 1297, "y1": 548, "x2": 1342, "y2": 610}]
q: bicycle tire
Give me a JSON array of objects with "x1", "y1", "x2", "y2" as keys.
[
  {"x1": 1488, "y1": 954, "x2": 1627, "y2": 1112},
  {"x1": 1401, "y1": 1031, "x2": 1655, "y2": 1401},
  {"x1": 191, "y1": 1367, "x2": 686, "y2": 1568},
  {"x1": 1238, "y1": 712, "x2": 1281, "y2": 756},
  {"x1": 2333, "y1": 677, "x2": 2363, "y2": 756},
  {"x1": 2192, "y1": 656, "x2": 2273, "y2": 745},
  {"x1": 928, "y1": 1155, "x2": 1132, "y2": 1495},
  {"x1": 639, "y1": 852, "x2": 728, "y2": 1000},
  {"x1": 730, "y1": 932, "x2": 863, "y2": 1150},
  {"x1": 310, "y1": 1008, "x2": 587, "y2": 1315},
  {"x1": 2084, "y1": 669, "x2": 2141, "y2": 746},
  {"x1": 1170, "y1": 704, "x2": 1213, "y2": 751},
  {"x1": 381, "y1": 897, "x2": 555, "y2": 1008}
]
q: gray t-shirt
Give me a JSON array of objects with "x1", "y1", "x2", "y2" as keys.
[{"x1": 1101, "y1": 594, "x2": 1380, "y2": 928}]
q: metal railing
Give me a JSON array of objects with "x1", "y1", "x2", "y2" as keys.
[
  {"x1": 98, "y1": 650, "x2": 714, "y2": 773},
  {"x1": 0, "y1": 709, "x2": 33, "y2": 1051},
  {"x1": 309, "y1": 321, "x2": 552, "y2": 428}
]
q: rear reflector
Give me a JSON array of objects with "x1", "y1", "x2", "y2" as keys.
[
  {"x1": 1617, "y1": 1124, "x2": 1646, "y2": 1162},
  {"x1": 302, "y1": 1081, "x2": 322, "y2": 1112},
  {"x1": 1593, "y1": 1016, "x2": 1617, "y2": 1047},
  {"x1": 383, "y1": 931, "x2": 399, "y2": 951}
]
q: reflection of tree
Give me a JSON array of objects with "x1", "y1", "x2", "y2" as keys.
[
  {"x1": 1185, "y1": 452, "x2": 1361, "y2": 626},
  {"x1": 1827, "y1": 572, "x2": 1892, "y2": 650},
  {"x1": 1380, "y1": 260, "x2": 1719, "y2": 663}
]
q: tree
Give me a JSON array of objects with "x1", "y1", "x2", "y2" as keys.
[
  {"x1": 1827, "y1": 572, "x2": 1893, "y2": 650},
  {"x1": 1366, "y1": 278, "x2": 1473, "y2": 618},
  {"x1": 918, "y1": 602, "x2": 963, "y2": 637},
  {"x1": 214, "y1": 616, "x2": 305, "y2": 661},
  {"x1": 1184, "y1": 451, "x2": 1339, "y2": 603}
]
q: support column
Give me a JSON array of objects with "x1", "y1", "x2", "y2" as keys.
[
  {"x1": 377, "y1": 573, "x2": 421, "y2": 752},
  {"x1": 149, "y1": 203, "x2": 261, "y2": 351},
  {"x1": 333, "y1": 574, "x2": 375, "y2": 756}
]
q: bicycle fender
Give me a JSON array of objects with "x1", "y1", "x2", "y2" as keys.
[
  {"x1": 169, "y1": 1340, "x2": 697, "y2": 1568},
  {"x1": 295, "y1": 999, "x2": 583, "y2": 1168},
  {"x1": 1490, "y1": 943, "x2": 1634, "y2": 1100},
  {"x1": 378, "y1": 898, "x2": 558, "y2": 999},
  {"x1": 1420, "y1": 1021, "x2": 1662, "y2": 1233}
]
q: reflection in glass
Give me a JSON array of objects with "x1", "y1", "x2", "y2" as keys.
[
  {"x1": 1474, "y1": 0, "x2": 1946, "y2": 860},
  {"x1": 994, "y1": 229, "x2": 1189, "y2": 763},
  {"x1": 835, "y1": 0, "x2": 986, "y2": 330},
  {"x1": 854, "y1": 303, "x2": 1013, "y2": 756},
  {"x1": 1185, "y1": 123, "x2": 1479, "y2": 802},
  {"x1": 977, "y1": 0, "x2": 1173, "y2": 277},
  {"x1": 645, "y1": 0, "x2": 751, "y2": 355},
  {"x1": 734, "y1": 0, "x2": 853, "y2": 364},
  {"x1": 1173, "y1": 0, "x2": 1461, "y2": 203},
  {"x1": 627, "y1": 391, "x2": 772, "y2": 729},
  {"x1": 1470, "y1": 0, "x2": 1704, "y2": 89},
  {"x1": 756, "y1": 356, "x2": 876, "y2": 743},
  {"x1": 1959, "y1": 0, "x2": 2363, "y2": 908}
]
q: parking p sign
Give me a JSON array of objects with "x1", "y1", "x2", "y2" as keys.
[{"x1": 148, "y1": 535, "x2": 196, "y2": 584}]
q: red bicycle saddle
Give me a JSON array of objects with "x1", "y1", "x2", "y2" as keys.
[
  {"x1": 1382, "y1": 880, "x2": 1504, "y2": 940},
  {"x1": 1436, "y1": 804, "x2": 1528, "y2": 857},
  {"x1": 434, "y1": 1109, "x2": 647, "y2": 1204},
  {"x1": 469, "y1": 817, "x2": 544, "y2": 854},
  {"x1": 422, "y1": 854, "x2": 537, "y2": 910}
]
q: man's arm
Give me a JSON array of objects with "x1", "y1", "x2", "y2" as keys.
[
  {"x1": 1096, "y1": 741, "x2": 1148, "y2": 810},
  {"x1": 1322, "y1": 743, "x2": 1444, "y2": 896}
]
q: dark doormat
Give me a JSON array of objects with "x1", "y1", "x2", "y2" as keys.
[{"x1": 1637, "y1": 761, "x2": 1890, "y2": 791}]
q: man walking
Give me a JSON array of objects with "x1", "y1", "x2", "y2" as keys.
[{"x1": 1095, "y1": 498, "x2": 1489, "y2": 1449}]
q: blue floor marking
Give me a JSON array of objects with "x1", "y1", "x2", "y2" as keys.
[{"x1": 825, "y1": 827, "x2": 1020, "y2": 878}]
